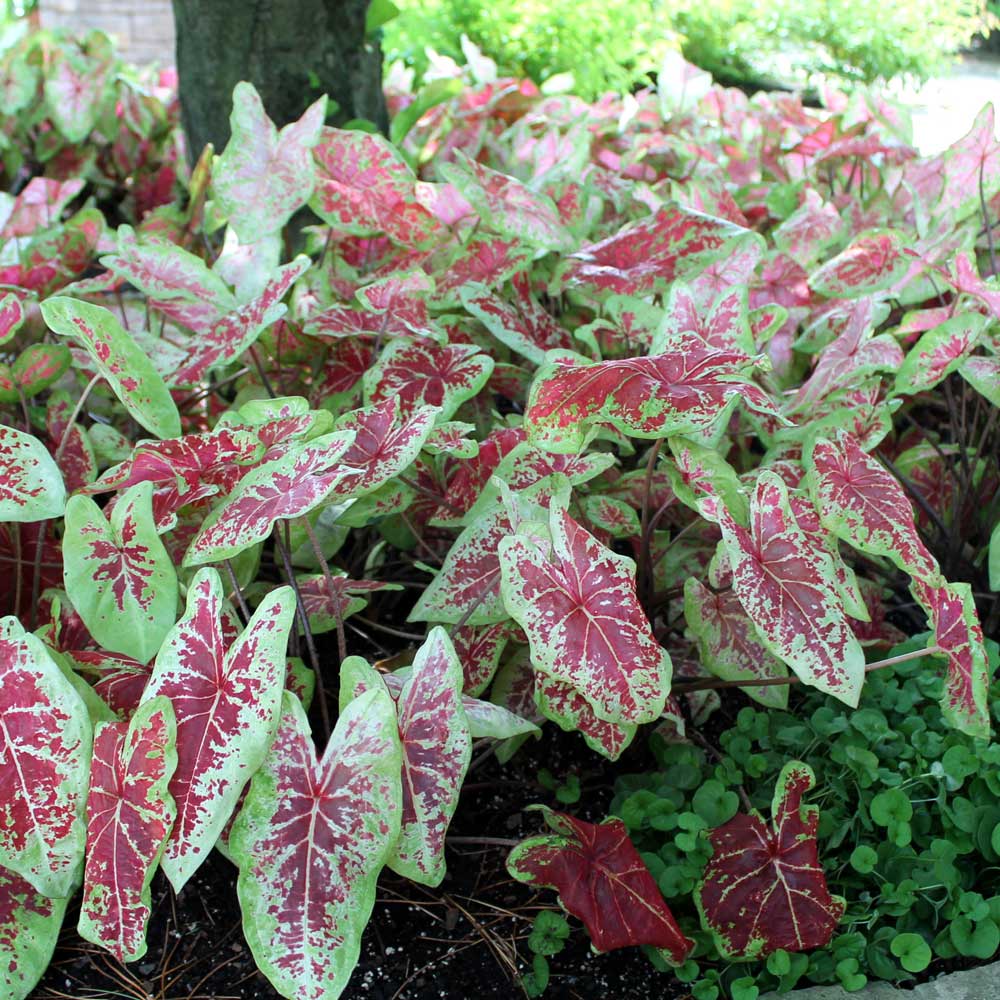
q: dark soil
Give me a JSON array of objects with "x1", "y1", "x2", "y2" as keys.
[{"x1": 31, "y1": 720, "x2": 707, "y2": 1000}]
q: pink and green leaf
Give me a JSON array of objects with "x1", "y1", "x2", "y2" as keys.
[{"x1": 0, "y1": 424, "x2": 67, "y2": 522}]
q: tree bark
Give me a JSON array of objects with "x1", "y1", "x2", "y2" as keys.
[{"x1": 171, "y1": 0, "x2": 387, "y2": 162}]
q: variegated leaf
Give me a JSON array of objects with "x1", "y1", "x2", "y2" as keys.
[
  {"x1": 717, "y1": 471, "x2": 865, "y2": 705},
  {"x1": 499, "y1": 507, "x2": 671, "y2": 725},
  {"x1": 184, "y1": 430, "x2": 355, "y2": 566},
  {"x1": 214, "y1": 83, "x2": 326, "y2": 243},
  {"x1": 77, "y1": 697, "x2": 177, "y2": 962},
  {"x1": 0, "y1": 424, "x2": 67, "y2": 522},
  {"x1": 39, "y1": 298, "x2": 181, "y2": 440},
  {"x1": 63, "y1": 483, "x2": 178, "y2": 664},
  {"x1": 231, "y1": 688, "x2": 402, "y2": 1000},
  {"x1": 141, "y1": 569, "x2": 295, "y2": 891},
  {"x1": 0, "y1": 617, "x2": 90, "y2": 897},
  {"x1": 535, "y1": 673, "x2": 637, "y2": 760},
  {"x1": 893, "y1": 314, "x2": 987, "y2": 397},
  {"x1": 809, "y1": 230, "x2": 909, "y2": 298}
]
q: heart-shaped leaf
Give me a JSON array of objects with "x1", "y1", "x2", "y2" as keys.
[
  {"x1": 0, "y1": 424, "x2": 67, "y2": 522},
  {"x1": 77, "y1": 697, "x2": 177, "y2": 962},
  {"x1": 696, "y1": 762, "x2": 845, "y2": 958}
]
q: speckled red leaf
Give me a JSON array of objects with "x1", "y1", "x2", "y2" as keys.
[
  {"x1": 684, "y1": 578, "x2": 789, "y2": 708},
  {"x1": 428, "y1": 237, "x2": 532, "y2": 308},
  {"x1": 507, "y1": 808, "x2": 694, "y2": 961},
  {"x1": 0, "y1": 617, "x2": 90, "y2": 897},
  {"x1": 525, "y1": 341, "x2": 777, "y2": 453},
  {"x1": 1, "y1": 178, "x2": 84, "y2": 237},
  {"x1": 12, "y1": 343, "x2": 71, "y2": 399},
  {"x1": 534, "y1": 674, "x2": 637, "y2": 760},
  {"x1": 0, "y1": 293, "x2": 25, "y2": 346},
  {"x1": 363, "y1": 338, "x2": 494, "y2": 420},
  {"x1": 78, "y1": 697, "x2": 176, "y2": 962},
  {"x1": 45, "y1": 393, "x2": 96, "y2": 493},
  {"x1": 773, "y1": 189, "x2": 843, "y2": 265},
  {"x1": 696, "y1": 762, "x2": 845, "y2": 959},
  {"x1": 893, "y1": 313, "x2": 987, "y2": 396},
  {"x1": 718, "y1": 471, "x2": 865, "y2": 705},
  {"x1": 328, "y1": 399, "x2": 437, "y2": 499},
  {"x1": 311, "y1": 127, "x2": 441, "y2": 246},
  {"x1": 658, "y1": 286, "x2": 753, "y2": 354},
  {"x1": 214, "y1": 83, "x2": 325, "y2": 243},
  {"x1": 435, "y1": 425, "x2": 526, "y2": 521},
  {"x1": 141, "y1": 569, "x2": 295, "y2": 891},
  {"x1": 450, "y1": 622, "x2": 514, "y2": 696},
  {"x1": 806, "y1": 429, "x2": 941, "y2": 584},
  {"x1": 809, "y1": 230, "x2": 909, "y2": 298},
  {"x1": 939, "y1": 104, "x2": 1000, "y2": 219},
  {"x1": 297, "y1": 574, "x2": 400, "y2": 635},
  {"x1": 499, "y1": 507, "x2": 670, "y2": 725},
  {"x1": 100, "y1": 225, "x2": 236, "y2": 331},
  {"x1": 69, "y1": 651, "x2": 151, "y2": 719},
  {"x1": 912, "y1": 580, "x2": 991, "y2": 739},
  {"x1": 170, "y1": 257, "x2": 310, "y2": 386},
  {"x1": 0, "y1": 424, "x2": 67, "y2": 523},
  {"x1": 561, "y1": 204, "x2": 751, "y2": 296},
  {"x1": 184, "y1": 429, "x2": 355, "y2": 566},
  {"x1": 462, "y1": 284, "x2": 574, "y2": 365},
  {"x1": 0, "y1": 862, "x2": 69, "y2": 1000},
  {"x1": 44, "y1": 43, "x2": 112, "y2": 142},
  {"x1": 230, "y1": 688, "x2": 402, "y2": 1000}
]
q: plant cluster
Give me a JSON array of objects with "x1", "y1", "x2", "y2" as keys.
[
  {"x1": 0, "y1": 26, "x2": 998, "y2": 1000},
  {"x1": 382, "y1": 0, "x2": 991, "y2": 98}
]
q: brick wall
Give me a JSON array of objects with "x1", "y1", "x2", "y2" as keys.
[{"x1": 40, "y1": 0, "x2": 175, "y2": 64}]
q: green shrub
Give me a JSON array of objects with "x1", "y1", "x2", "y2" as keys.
[{"x1": 382, "y1": 0, "x2": 990, "y2": 96}]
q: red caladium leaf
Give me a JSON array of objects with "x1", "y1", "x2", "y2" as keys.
[
  {"x1": 0, "y1": 424, "x2": 67, "y2": 522},
  {"x1": 892, "y1": 313, "x2": 987, "y2": 397},
  {"x1": 184, "y1": 429, "x2": 355, "y2": 566},
  {"x1": 214, "y1": 83, "x2": 326, "y2": 243},
  {"x1": 657, "y1": 285, "x2": 754, "y2": 355},
  {"x1": 441, "y1": 151, "x2": 572, "y2": 250},
  {"x1": 580, "y1": 495, "x2": 641, "y2": 540},
  {"x1": 0, "y1": 293, "x2": 25, "y2": 346},
  {"x1": 298, "y1": 574, "x2": 401, "y2": 635},
  {"x1": 0, "y1": 863, "x2": 70, "y2": 1000},
  {"x1": 230, "y1": 688, "x2": 402, "y2": 1000},
  {"x1": 507, "y1": 808, "x2": 694, "y2": 962},
  {"x1": 666, "y1": 436, "x2": 748, "y2": 524},
  {"x1": 0, "y1": 617, "x2": 90, "y2": 897},
  {"x1": 141, "y1": 569, "x2": 295, "y2": 891},
  {"x1": 69, "y1": 651, "x2": 151, "y2": 719},
  {"x1": 450, "y1": 622, "x2": 514, "y2": 696},
  {"x1": 913, "y1": 580, "x2": 991, "y2": 739},
  {"x1": 809, "y1": 230, "x2": 910, "y2": 298},
  {"x1": 310, "y1": 126, "x2": 441, "y2": 246},
  {"x1": 62, "y1": 482, "x2": 178, "y2": 664},
  {"x1": 40, "y1": 297, "x2": 181, "y2": 440},
  {"x1": 427, "y1": 236, "x2": 532, "y2": 309},
  {"x1": 363, "y1": 337, "x2": 494, "y2": 420},
  {"x1": 499, "y1": 506, "x2": 671, "y2": 725},
  {"x1": 100, "y1": 224, "x2": 237, "y2": 331},
  {"x1": 683, "y1": 578, "x2": 789, "y2": 709},
  {"x1": 717, "y1": 471, "x2": 865, "y2": 705},
  {"x1": 534, "y1": 673, "x2": 637, "y2": 760},
  {"x1": 939, "y1": 104, "x2": 1000, "y2": 220},
  {"x1": 561, "y1": 204, "x2": 753, "y2": 296},
  {"x1": 45, "y1": 392, "x2": 97, "y2": 493},
  {"x1": 170, "y1": 256, "x2": 310, "y2": 386},
  {"x1": 434, "y1": 425, "x2": 526, "y2": 520},
  {"x1": 77, "y1": 697, "x2": 177, "y2": 962},
  {"x1": 43, "y1": 40, "x2": 112, "y2": 142},
  {"x1": 1, "y1": 177, "x2": 84, "y2": 237},
  {"x1": 341, "y1": 628, "x2": 472, "y2": 886},
  {"x1": 805, "y1": 429, "x2": 941, "y2": 584},
  {"x1": 773, "y1": 188, "x2": 844, "y2": 266},
  {"x1": 328, "y1": 399, "x2": 437, "y2": 499},
  {"x1": 696, "y1": 761, "x2": 845, "y2": 959},
  {"x1": 524, "y1": 342, "x2": 778, "y2": 453},
  {"x1": 10, "y1": 343, "x2": 71, "y2": 400},
  {"x1": 461, "y1": 283, "x2": 575, "y2": 365}
]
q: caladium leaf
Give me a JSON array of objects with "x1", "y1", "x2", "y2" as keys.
[
  {"x1": 534, "y1": 674, "x2": 637, "y2": 760},
  {"x1": 63, "y1": 483, "x2": 178, "y2": 664},
  {"x1": 230, "y1": 688, "x2": 402, "y2": 1000},
  {"x1": 940, "y1": 103, "x2": 1000, "y2": 221},
  {"x1": 499, "y1": 506, "x2": 671, "y2": 725},
  {"x1": 960, "y1": 355, "x2": 1000, "y2": 408},
  {"x1": 184, "y1": 429, "x2": 355, "y2": 566},
  {"x1": 451, "y1": 622, "x2": 513, "y2": 696},
  {"x1": 70, "y1": 651, "x2": 152, "y2": 720},
  {"x1": 524, "y1": 343, "x2": 778, "y2": 453},
  {"x1": 170, "y1": 256, "x2": 311, "y2": 386},
  {"x1": 892, "y1": 314, "x2": 987, "y2": 397},
  {"x1": 428, "y1": 237, "x2": 532, "y2": 309},
  {"x1": 580, "y1": 496, "x2": 641, "y2": 540},
  {"x1": 507, "y1": 808, "x2": 694, "y2": 962},
  {"x1": 141, "y1": 569, "x2": 295, "y2": 892},
  {"x1": 0, "y1": 863, "x2": 70, "y2": 1000},
  {"x1": 683, "y1": 578, "x2": 789, "y2": 709},
  {"x1": 809, "y1": 230, "x2": 909, "y2": 298},
  {"x1": 329, "y1": 399, "x2": 437, "y2": 499},
  {"x1": 666, "y1": 437, "x2": 748, "y2": 524},
  {"x1": 39, "y1": 298, "x2": 181, "y2": 440},
  {"x1": 363, "y1": 338, "x2": 494, "y2": 420},
  {"x1": 441, "y1": 152, "x2": 572, "y2": 250},
  {"x1": 696, "y1": 761, "x2": 845, "y2": 959},
  {"x1": 718, "y1": 471, "x2": 865, "y2": 705},
  {"x1": 77, "y1": 697, "x2": 177, "y2": 962},
  {"x1": 298, "y1": 574, "x2": 400, "y2": 635},
  {"x1": 561, "y1": 203, "x2": 754, "y2": 296},
  {"x1": 12, "y1": 344, "x2": 71, "y2": 399},
  {"x1": 45, "y1": 391, "x2": 97, "y2": 494},
  {"x1": 805, "y1": 429, "x2": 941, "y2": 584},
  {"x1": 0, "y1": 293, "x2": 25, "y2": 346},
  {"x1": 214, "y1": 83, "x2": 326, "y2": 243},
  {"x1": 0, "y1": 617, "x2": 90, "y2": 897},
  {"x1": 44, "y1": 42, "x2": 112, "y2": 142},
  {"x1": 341, "y1": 628, "x2": 472, "y2": 886},
  {"x1": 913, "y1": 580, "x2": 991, "y2": 739},
  {"x1": 0, "y1": 424, "x2": 67, "y2": 522}
]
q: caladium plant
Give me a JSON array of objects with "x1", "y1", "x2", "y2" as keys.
[{"x1": 0, "y1": 29, "x2": 997, "y2": 1000}]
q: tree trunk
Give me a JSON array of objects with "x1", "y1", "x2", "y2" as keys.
[{"x1": 171, "y1": 0, "x2": 387, "y2": 162}]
